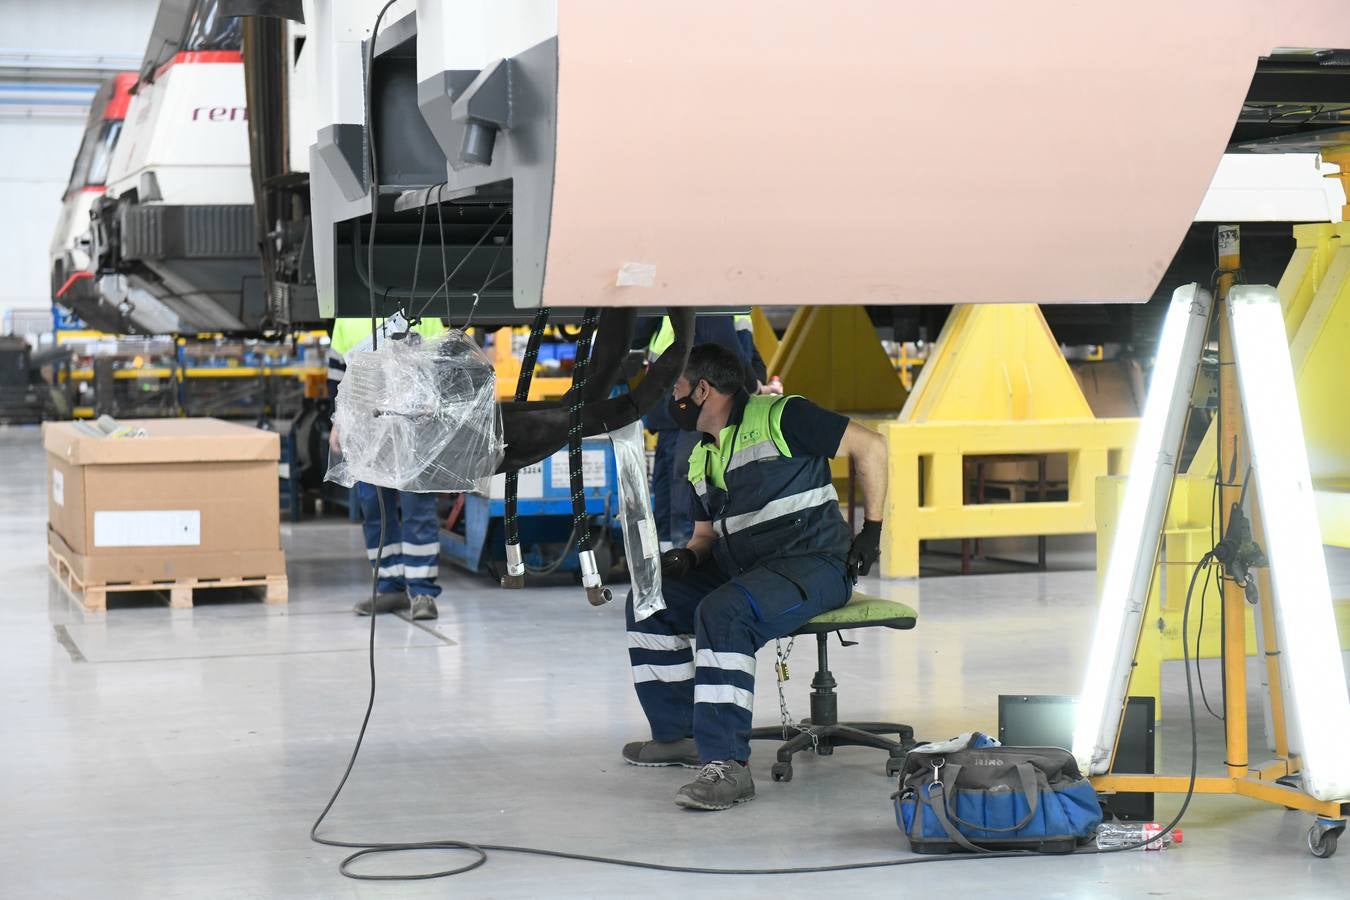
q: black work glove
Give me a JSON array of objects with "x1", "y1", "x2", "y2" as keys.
[
  {"x1": 661, "y1": 548, "x2": 698, "y2": 580},
  {"x1": 846, "y1": 521, "x2": 883, "y2": 582}
]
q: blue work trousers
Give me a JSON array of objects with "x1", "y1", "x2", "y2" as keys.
[
  {"x1": 649, "y1": 429, "x2": 698, "y2": 547},
  {"x1": 625, "y1": 553, "x2": 851, "y2": 762},
  {"x1": 355, "y1": 482, "x2": 443, "y2": 598}
]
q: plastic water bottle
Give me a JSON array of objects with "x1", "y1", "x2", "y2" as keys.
[{"x1": 1095, "y1": 822, "x2": 1183, "y2": 850}]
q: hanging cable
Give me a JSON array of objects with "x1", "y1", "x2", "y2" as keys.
[
  {"x1": 567, "y1": 307, "x2": 611, "y2": 606},
  {"x1": 500, "y1": 306, "x2": 551, "y2": 588}
]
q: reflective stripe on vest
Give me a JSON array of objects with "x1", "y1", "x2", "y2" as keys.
[
  {"x1": 688, "y1": 394, "x2": 850, "y2": 568},
  {"x1": 720, "y1": 484, "x2": 840, "y2": 535}
]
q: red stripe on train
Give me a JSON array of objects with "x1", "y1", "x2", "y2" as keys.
[{"x1": 154, "y1": 50, "x2": 243, "y2": 80}]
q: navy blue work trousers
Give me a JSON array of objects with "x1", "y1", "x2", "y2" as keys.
[{"x1": 625, "y1": 553, "x2": 851, "y2": 762}]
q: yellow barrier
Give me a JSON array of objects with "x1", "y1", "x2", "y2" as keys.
[
  {"x1": 882, "y1": 419, "x2": 1136, "y2": 577},
  {"x1": 879, "y1": 303, "x2": 1138, "y2": 578}
]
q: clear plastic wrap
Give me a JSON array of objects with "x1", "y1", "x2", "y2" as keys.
[
  {"x1": 326, "y1": 330, "x2": 504, "y2": 493},
  {"x1": 610, "y1": 420, "x2": 664, "y2": 620}
]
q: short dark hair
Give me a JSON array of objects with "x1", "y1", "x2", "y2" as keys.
[{"x1": 683, "y1": 343, "x2": 749, "y2": 395}]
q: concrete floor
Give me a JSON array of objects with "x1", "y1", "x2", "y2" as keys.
[{"x1": 1, "y1": 426, "x2": 1347, "y2": 898}]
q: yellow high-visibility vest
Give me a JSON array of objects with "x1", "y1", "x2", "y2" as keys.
[{"x1": 330, "y1": 316, "x2": 446, "y2": 355}]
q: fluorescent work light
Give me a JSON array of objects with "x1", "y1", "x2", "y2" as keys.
[
  {"x1": 1072, "y1": 284, "x2": 1213, "y2": 775},
  {"x1": 1227, "y1": 285, "x2": 1350, "y2": 802}
]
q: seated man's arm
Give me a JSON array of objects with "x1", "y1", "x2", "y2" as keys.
[
  {"x1": 662, "y1": 515, "x2": 717, "y2": 580},
  {"x1": 837, "y1": 420, "x2": 888, "y2": 521},
  {"x1": 685, "y1": 519, "x2": 716, "y2": 566}
]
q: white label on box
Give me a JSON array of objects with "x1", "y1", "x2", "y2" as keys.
[
  {"x1": 486, "y1": 462, "x2": 544, "y2": 500},
  {"x1": 93, "y1": 510, "x2": 201, "y2": 548},
  {"x1": 550, "y1": 449, "x2": 607, "y2": 489},
  {"x1": 52, "y1": 470, "x2": 64, "y2": 507}
]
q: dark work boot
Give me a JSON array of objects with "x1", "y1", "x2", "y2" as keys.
[
  {"x1": 674, "y1": 761, "x2": 755, "y2": 810},
  {"x1": 354, "y1": 593, "x2": 409, "y2": 616},
  {"x1": 409, "y1": 596, "x2": 439, "y2": 620},
  {"x1": 622, "y1": 738, "x2": 700, "y2": 768}
]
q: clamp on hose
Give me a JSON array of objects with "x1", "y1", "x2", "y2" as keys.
[
  {"x1": 500, "y1": 542, "x2": 525, "y2": 589},
  {"x1": 579, "y1": 549, "x2": 613, "y2": 606}
]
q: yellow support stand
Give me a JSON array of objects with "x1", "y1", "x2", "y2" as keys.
[
  {"x1": 1187, "y1": 222, "x2": 1350, "y2": 546},
  {"x1": 903, "y1": 304, "x2": 1093, "y2": 422},
  {"x1": 1099, "y1": 473, "x2": 1350, "y2": 718},
  {"x1": 490, "y1": 327, "x2": 571, "y2": 401},
  {"x1": 749, "y1": 307, "x2": 780, "y2": 369},
  {"x1": 1092, "y1": 225, "x2": 1349, "y2": 839},
  {"x1": 881, "y1": 304, "x2": 1137, "y2": 578},
  {"x1": 768, "y1": 306, "x2": 906, "y2": 413}
]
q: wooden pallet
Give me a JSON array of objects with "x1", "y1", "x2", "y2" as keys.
[{"x1": 48, "y1": 546, "x2": 288, "y2": 613}]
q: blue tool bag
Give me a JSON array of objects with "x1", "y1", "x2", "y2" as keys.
[{"x1": 894, "y1": 735, "x2": 1103, "y2": 854}]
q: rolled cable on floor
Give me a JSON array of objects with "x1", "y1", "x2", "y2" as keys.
[
  {"x1": 567, "y1": 307, "x2": 611, "y2": 606},
  {"x1": 500, "y1": 307, "x2": 551, "y2": 588}
]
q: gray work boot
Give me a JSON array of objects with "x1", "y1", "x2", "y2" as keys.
[
  {"x1": 354, "y1": 593, "x2": 409, "y2": 616},
  {"x1": 622, "y1": 738, "x2": 700, "y2": 768},
  {"x1": 409, "y1": 596, "x2": 439, "y2": 620},
  {"x1": 674, "y1": 761, "x2": 756, "y2": 810}
]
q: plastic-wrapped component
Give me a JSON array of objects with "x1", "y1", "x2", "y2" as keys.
[
  {"x1": 610, "y1": 420, "x2": 664, "y2": 620},
  {"x1": 326, "y1": 330, "x2": 504, "y2": 493}
]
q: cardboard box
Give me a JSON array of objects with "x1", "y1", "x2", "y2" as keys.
[{"x1": 44, "y1": 418, "x2": 284, "y2": 586}]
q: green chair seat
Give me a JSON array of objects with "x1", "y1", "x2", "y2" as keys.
[{"x1": 793, "y1": 591, "x2": 917, "y2": 634}]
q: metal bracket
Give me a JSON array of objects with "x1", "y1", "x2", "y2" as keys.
[{"x1": 449, "y1": 58, "x2": 513, "y2": 168}]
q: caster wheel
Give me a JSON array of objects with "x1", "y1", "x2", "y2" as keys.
[
  {"x1": 771, "y1": 763, "x2": 793, "y2": 783},
  {"x1": 1308, "y1": 825, "x2": 1341, "y2": 859}
]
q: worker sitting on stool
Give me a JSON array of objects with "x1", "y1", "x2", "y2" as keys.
[
  {"x1": 622, "y1": 343, "x2": 888, "y2": 810},
  {"x1": 328, "y1": 316, "x2": 446, "y2": 621}
]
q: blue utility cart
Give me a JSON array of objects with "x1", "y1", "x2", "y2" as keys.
[{"x1": 439, "y1": 438, "x2": 625, "y2": 579}]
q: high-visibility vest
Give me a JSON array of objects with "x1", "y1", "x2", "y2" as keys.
[
  {"x1": 329, "y1": 317, "x2": 446, "y2": 355},
  {"x1": 687, "y1": 393, "x2": 850, "y2": 574},
  {"x1": 649, "y1": 314, "x2": 753, "y2": 359}
]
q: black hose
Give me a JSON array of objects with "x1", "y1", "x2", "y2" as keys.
[
  {"x1": 567, "y1": 308, "x2": 600, "y2": 554},
  {"x1": 503, "y1": 307, "x2": 551, "y2": 556}
]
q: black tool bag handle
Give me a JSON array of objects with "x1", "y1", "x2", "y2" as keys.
[{"x1": 915, "y1": 761, "x2": 1041, "y2": 853}]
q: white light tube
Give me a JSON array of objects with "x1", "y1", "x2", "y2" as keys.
[
  {"x1": 1228, "y1": 285, "x2": 1350, "y2": 802},
  {"x1": 1072, "y1": 284, "x2": 1213, "y2": 775}
]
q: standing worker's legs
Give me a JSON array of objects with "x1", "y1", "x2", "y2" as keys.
[
  {"x1": 623, "y1": 560, "x2": 729, "y2": 767},
  {"x1": 650, "y1": 429, "x2": 675, "y2": 548},
  {"x1": 399, "y1": 489, "x2": 443, "y2": 620},
  {"x1": 675, "y1": 554, "x2": 852, "y2": 810},
  {"x1": 354, "y1": 481, "x2": 408, "y2": 615},
  {"x1": 668, "y1": 429, "x2": 700, "y2": 548}
]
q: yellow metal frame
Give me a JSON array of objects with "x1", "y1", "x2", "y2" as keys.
[
  {"x1": 1092, "y1": 774, "x2": 1343, "y2": 819},
  {"x1": 769, "y1": 306, "x2": 907, "y2": 413},
  {"x1": 490, "y1": 326, "x2": 572, "y2": 401},
  {"x1": 1090, "y1": 225, "x2": 1349, "y2": 830},
  {"x1": 880, "y1": 304, "x2": 1138, "y2": 578},
  {"x1": 1096, "y1": 474, "x2": 1350, "y2": 717},
  {"x1": 1187, "y1": 222, "x2": 1350, "y2": 547}
]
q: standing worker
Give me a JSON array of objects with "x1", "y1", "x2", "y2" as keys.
[
  {"x1": 636, "y1": 314, "x2": 774, "y2": 550},
  {"x1": 327, "y1": 317, "x2": 447, "y2": 620},
  {"x1": 621, "y1": 343, "x2": 887, "y2": 810}
]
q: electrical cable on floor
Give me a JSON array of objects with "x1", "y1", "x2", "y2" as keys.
[
  {"x1": 306, "y1": 3, "x2": 1203, "y2": 879},
  {"x1": 306, "y1": 523, "x2": 1209, "y2": 880}
]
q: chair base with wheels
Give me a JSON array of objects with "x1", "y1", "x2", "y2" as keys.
[{"x1": 749, "y1": 592, "x2": 919, "y2": 782}]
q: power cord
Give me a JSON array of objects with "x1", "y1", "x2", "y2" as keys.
[
  {"x1": 307, "y1": 2, "x2": 1203, "y2": 879},
  {"x1": 306, "y1": 526, "x2": 1207, "y2": 878}
]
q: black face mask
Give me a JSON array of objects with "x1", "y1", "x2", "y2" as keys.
[{"x1": 667, "y1": 384, "x2": 704, "y2": 431}]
